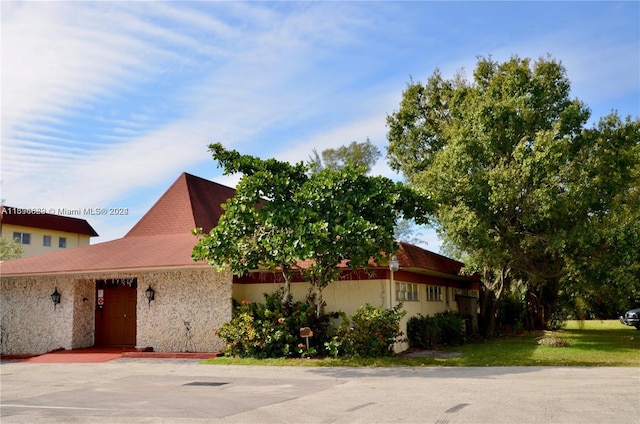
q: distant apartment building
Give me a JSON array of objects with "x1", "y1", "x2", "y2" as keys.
[{"x1": 1, "y1": 206, "x2": 98, "y2": 258}]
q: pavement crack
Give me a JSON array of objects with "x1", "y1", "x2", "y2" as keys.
[
  {"x1": 445, "y1": 403, "x2": 470, "y2": 413},
  {"x1": 346, "y1": 402, "x2": 375, "y2": 412}
]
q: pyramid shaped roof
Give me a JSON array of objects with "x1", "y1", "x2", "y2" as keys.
[
  {"x1": 0, "y1": 173, "x2": 235, "y2": 276},
  {"x1": 125, "y1": 173, "x2": 235, "y2": 237},
  {"x1": 0, "y1": 173, "x2": 474, "y2": 283}
]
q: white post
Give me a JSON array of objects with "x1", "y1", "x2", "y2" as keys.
[
  {"x1": 389, "y1": 255, "x2": 399, "y2": 309},
  {"x1": 389, "y1": 268, "x2": 394, "y2": 309}
]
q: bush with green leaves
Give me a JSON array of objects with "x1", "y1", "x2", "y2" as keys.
[
  {"x1": 216, "y1": 291, "x2": 335, "y2": 358},
  {"x1": 407, "y1": 312, "x2": 465, "y2": 349},
  {"x1": 407, "y1": 315, "x2": 440, "y2": 349},
  {"x1": 336, "y1": 304, "x2": 406, "y2": 357},
  {"x1": 216, "y1": 293, "x2": 410, "y2": 358}
]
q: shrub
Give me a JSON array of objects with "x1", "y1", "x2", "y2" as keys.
[
  {"x1": 407, "y1": 312, "x2": 465, "y2": 349},
  {"x1": 337, "y1": 304, "x2": 406, "y2": 357},
  {"x1": 407, "y1": 315, "x2": 440, "y2": 349},
  {"x1": 216, "y1": 293, "x2": 407, "y2": 358},
  {"x1": 217, "y1": 291, "x2": 334, "y2": 358},
  {"x1": 435, "y1": 312, "x2": 466, "y2": 346}
]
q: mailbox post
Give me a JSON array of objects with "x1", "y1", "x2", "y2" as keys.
[{"x1": 300, "y1": 327, "x2": 313, "y2": 350}]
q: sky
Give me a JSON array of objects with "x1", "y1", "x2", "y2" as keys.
[{"x1": 2, "y1": 1, "x2": 639, "y2": 252}]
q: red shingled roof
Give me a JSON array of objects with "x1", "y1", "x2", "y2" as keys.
[
  {"x1": 0, "y1": 173, "x2": 230, "y2": 276},
  {"x1": 0, "y1": 234, "x2": 207, "y2": 276},
  {"x1": 1, "y1": 206, "x2": 98, "y2": 236},
  {"x1": 395, "y1": 242, "x2": 464, "y2": 275},
  {"x1": 125, "y1": 173, "x2": 235, "y2": 237},
  {"x1": 0, "y1": 172, "x2": 471, "y2": 282}
]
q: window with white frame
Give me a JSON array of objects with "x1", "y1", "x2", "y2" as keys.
[
  {"x1": 43, "y1": 235, "x2": 52, "y2": 247},
  {"x1": 426, "y1": 285, "x2": 443, "y2": 302},
  {"x1": 13, "y1": 232, "x2": 31, "y2": 245},
  {"x1": 396, "y1": 282, "x2": 419, "y2": 301},
  {"x1": 58, "y1": 237, "x2": 67, "y2": 248}
]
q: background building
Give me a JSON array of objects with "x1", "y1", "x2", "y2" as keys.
[{"x1": 1, "y1": 206, "x2": 98, "y2": 258}]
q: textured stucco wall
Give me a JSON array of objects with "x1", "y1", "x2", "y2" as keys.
[
  {"x1": 136, "y1": 268, "x2": 232, "y2": 353},
  {"x1": 0, "y1": 275, "x2": 87, "y2": 355},
  {"x1": 1, "y1": 268, "x2": 232, "y2": 355},
  {"x1": 72, "y1": 279, "x2": 96, "y2": 349}
]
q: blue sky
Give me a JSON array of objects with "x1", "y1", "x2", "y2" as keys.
[{"x1": 2, "y1": 1, "x2": 639, "y2": 251}]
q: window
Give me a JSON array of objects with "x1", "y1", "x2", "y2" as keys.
[
  {"x1": 454, "y1": 288, "x2": 479, "y2": 298},
  {"x1": 396, "y1": 282, "x2": 419, "y2": 301},
  {"x1": 426, "y1": 285, "x2": 443, "y2": 302},
  {"x1": 58, "y1": 237, "x2": 67, "y2": 248},
  {"x1": 13, "y1": 232, "x2": 31, "y2": 245},
  {"x1": 43, "y1": 235, "x2": 52, "y2": 247}
]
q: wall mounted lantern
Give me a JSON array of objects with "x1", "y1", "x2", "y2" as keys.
[
  {"x1": 51, "y1": 287, "x2": 61, "y2": 310},
  {"x1": 145, "y1": 285, "x2": 155, "y2": 306}
]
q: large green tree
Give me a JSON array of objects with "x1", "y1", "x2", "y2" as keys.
[
  {"x1": 309, "y1": 140, "x2": 428, "y2": 246},
  {"x1": 387, "y1": 55, "x2": 640, "y2": 333},
  {"x1": 192, "y1": 144, "x2": 310, "y2": 299},
  {"x1": 308, "y1": 139, "x2": 381, "y2": 174},
  {"x1": 193, "y1": 143, "x2": 430, "y2": 315}
]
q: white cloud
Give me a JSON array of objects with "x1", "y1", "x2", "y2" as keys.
[{"x1": 2, "y1": 1, "x2": 636, "y2": 252}]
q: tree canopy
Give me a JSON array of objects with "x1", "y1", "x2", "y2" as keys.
[
  {"x1": 308, "y1": 139, "x2": 381, "y2": 174},
  {"x1": 309, "y1": 140, "x2": 429, "y2": 246},
  {"x1": 387, "y1": 55, "x2": 640, "y2": 332},
  {"x1": 193, "y1": 143, "x2": 430, "y2": 314},
  {"x1": 0, "y1": 236, "x2": 23, "y2": 260}
]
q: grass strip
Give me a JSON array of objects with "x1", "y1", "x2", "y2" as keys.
[{"x1": 201, "y1": 320, "x2": 639, "y2": 367}]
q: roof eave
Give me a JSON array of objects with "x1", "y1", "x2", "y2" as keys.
[{"x1": 0, "y1": 263, "x2": 214, "y2": 278}]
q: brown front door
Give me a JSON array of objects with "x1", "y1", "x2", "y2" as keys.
[{"x1": 95, "y1": 279, "x2": 137, "y2": 346}]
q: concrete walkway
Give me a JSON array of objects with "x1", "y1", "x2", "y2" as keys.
[{"x1": 1, "y1": 347, "x2": 219, "y2": 363}]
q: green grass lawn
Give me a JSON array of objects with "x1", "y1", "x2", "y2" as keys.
[{"x1": 202, "y1": 320, "x2": 639, "y2": 367}]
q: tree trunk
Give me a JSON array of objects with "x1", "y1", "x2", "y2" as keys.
[
  {"x1": 478, "y1": 266, "x2": 509, "y2": 338},
  {"x1": 478, "y1": 287, "x2": 496, "y2": 337},
  {"x1": 525, "y1": 279, "x2": 560, "y2": 330}
]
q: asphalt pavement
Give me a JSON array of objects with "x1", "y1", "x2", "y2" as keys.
[{"x1": 1, "y1": 358, "x2": 638, "y2": 423}]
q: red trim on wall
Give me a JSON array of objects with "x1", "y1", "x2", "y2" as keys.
[{"x1": 233, "y1": 268, "x2": 480, "y2": 290}]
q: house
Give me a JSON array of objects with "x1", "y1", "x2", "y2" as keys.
[
  {"x1": 0, "y1": 173, "x2": 479, "y2": 356},
  {"x1": 1, "y1": 206, "x2": 99, "y2": 257},
  {"x1": 234, "y1": 243, "x2": 480, "y2": 341}
]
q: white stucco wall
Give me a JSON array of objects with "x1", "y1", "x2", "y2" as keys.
[
  {"x1": 233, "y1": 277, "x2": 472, "y2": 352},
  {"x1": 0, "y1": 275, "x2": 95, "y2": 355},
  {"x1": 1, "y1": 267, "x2": 232, "y2": 355},
  {"x1": 232, "y1": 278, "x2": 459, "y2": 317},
  {"x1": 136, "y1": 268, "x2": 232, "y2": 353}
]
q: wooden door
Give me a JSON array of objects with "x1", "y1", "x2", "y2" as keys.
[{"x1": 95, "y1": 280, "x2": 137, "y2": 346}]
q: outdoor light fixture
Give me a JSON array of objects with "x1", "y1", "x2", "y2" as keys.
[
  {"x1": 145, "y1": 285, "x2": 155, "y2": 306},
  {"x1": 388, "y1": 255, "x2": 399, "y2": 309},
  {"x1": 389, "y1": 255, "x2": 399, "y2": 272},
  {"x1": 51, "y1": 287, "x2": 61, "y2": 310}
]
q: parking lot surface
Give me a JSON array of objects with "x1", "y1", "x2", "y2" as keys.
[{"x1": 1, "y1": 358, "x2": 638, "y2": 423}]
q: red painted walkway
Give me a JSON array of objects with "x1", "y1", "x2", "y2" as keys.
[{"x1": 1, "y1": 347, "x2": 220, "y2": 363}]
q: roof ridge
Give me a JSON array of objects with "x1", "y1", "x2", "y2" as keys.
[{"x1": 124, "y1": 173, "x2": 236, "y2": 237}]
